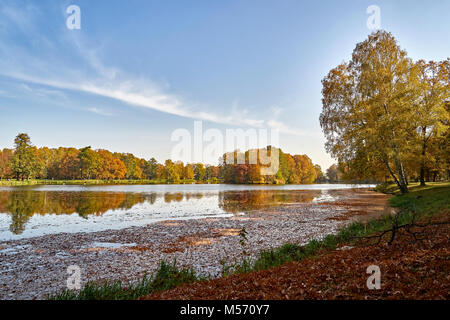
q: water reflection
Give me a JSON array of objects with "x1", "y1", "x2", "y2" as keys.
[
  {"x1": 0, "y1": 188, "x2": 321, "y2": 236},
  {"x1": 218, "y1": 190, "x2": 320, "y2": 214},
  {"x1": 0, "y1": 191, "x2": 148, "y2": 234}
]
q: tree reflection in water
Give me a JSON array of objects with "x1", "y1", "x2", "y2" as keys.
[
  {"x1": 0, "y1": 191, "x2": 150, "y2": 234},
  {"x1": 0, "y1": 189, "x2": 320, "y2": 235},
  {"x1": 218, "y1": 190, "x2": 320, "y2": 214}
]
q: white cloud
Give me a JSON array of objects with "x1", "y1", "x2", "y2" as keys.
[
  {"x1": 270, "y1": 106, "x2": 283, "y2": 117},
  {"x1": 20, "y1": 83, "x2": 67, "y2": 100},
  {"x1": 267, "y1": 120, "x2": 308, "y2": 136},
  {"x1": 0, "y1": 2, "x2": 307, "y2": 136},
  {"x1": 87, "y1": 107, "x2": 115, "y2": 117}
]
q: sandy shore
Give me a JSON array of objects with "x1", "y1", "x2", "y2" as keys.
[{"x1": 0, "y1": 189, "x2": 391, "y2": 300}]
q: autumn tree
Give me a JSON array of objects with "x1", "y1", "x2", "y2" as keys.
[
  {"x1": 218, "y1": 147, "x2": 320, "y2": 185},
  {"x1": 58, "y1": 148, "x2": 80, "y2": 179},
  {"x1": 184, "y1": 164, "x2": 195, "y2": 180},
  {"x1": 320, "y1": 31, "x2": 419, "y2": 193},
  {"x1": 293, "y1": 155, "x2": 316, "y2": 184},
  {"x1": 205, "y1": 165, "x2": 219, "y2": 182},
  {"x1": 233, "y1": 164, "x2": 248, "y2": 184},
  {"x1": 97, "y1": 150, "x2": 126, "y2": 180},
  {"x1": 165, "y1": 159, "x2": 180, "y2": 183},
  {"x1": 247, "y1": 164, "x2": 263, "y2": 183},
  {"x1": 34, "y1": 147, "x2": 52, "y2": 179},
  {"x1": 174, "y1": 161, "x2": 185, "y2": 180},
  {"x1": 156, "y1": 163, "x2": 166, "y2": 179},
  {"x1": 414, "y1": 59, "x2": 450, "y2": 185},
  {"x1": 0, "y1": 149, "x2": 13, "y2": 180}
]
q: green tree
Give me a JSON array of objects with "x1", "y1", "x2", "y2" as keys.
[
  {"x1": 145, "y1": 157, "x2": 159, "y2": 180},
  {"x1": 118, "y1": 153, "x2": 143, "y2": 179},
  {"x1": 78, "y1": 146, "x2": 100, "y2": 179},
  {"x1": 314, "y1": 164, "x2": 325, "y2": 183},
  {"x1": 11, "y1": 133, "x2": 36, "y2": 180},
  {"x1": 326, "y1": 164, "x2": 341, "y2": 183},
  {"x1": 194, "y1": 163, "x2": 206, "y2": 182}
]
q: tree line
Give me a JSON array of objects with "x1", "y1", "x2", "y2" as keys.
[
  {"x1": 220, "y1": 147, "x2": 321, "y2": 184},
  {"x1": 0, "y1": 133, "x2": 342, "y2": 184},
  {"x1": 320, "y1": 30, "x2": 449, "y2": 193}
]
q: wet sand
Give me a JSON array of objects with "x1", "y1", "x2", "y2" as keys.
[{"x1": 0, "y1": 188, "x2": 391, "y2": 300}]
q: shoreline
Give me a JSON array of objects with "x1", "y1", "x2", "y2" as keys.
[
  {"x1": 0, "y1": 179, "x2": 375, "y2": 187},
  {"x1": 0, "y1": 188, "x2": 391, "y2": 300},
  {"x1": 143, "y1": 184, "x2": 449, "y2": 300}
]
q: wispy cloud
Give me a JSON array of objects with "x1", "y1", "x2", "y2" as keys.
[
  {"x1": 87, "y1": 107, "x2": 115, "y2": 117},
  {"x1": 0, "y1": 1, "x2": 307, "y2": 136},
  {"x1": 267, "y1": 120, "x2": 306, "y2": 136},
  {"x1": 20, "y1": 83, "x2": 67, "y2": 100}
]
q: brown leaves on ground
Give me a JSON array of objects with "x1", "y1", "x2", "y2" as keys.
[{"x1": 141, "y1": 213, "x2": 449, "y2": 300}]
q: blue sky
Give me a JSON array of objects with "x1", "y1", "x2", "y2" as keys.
[{"x1": 0, "y1": 0, "x2": 449, "y2": 169}]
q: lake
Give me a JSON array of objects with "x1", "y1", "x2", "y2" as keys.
[{"x1": 0, "y1": 184, "x2": 374, "y2": 240}]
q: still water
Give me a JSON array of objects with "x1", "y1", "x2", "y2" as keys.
[{"x1": 0, "y1": 184, "x2": 374, "y2": 240}]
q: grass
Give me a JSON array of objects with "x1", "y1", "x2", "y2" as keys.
[
  {"x1": 388, "y1": 182, "x2": 450, "y2": 215},
  {"x1": 50, "y1": 260, "x2": 202, "y2": 300},
  {"x1": 50, "y1": 182, "x2": 450, "y2": 300},
  {"x1": 374, "y1": 181, "x2": 450, "y2": 195}
]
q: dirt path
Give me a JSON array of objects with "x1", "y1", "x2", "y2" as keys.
[{"x1": 0, "y1": 189, "x2": 391, "y2": 300}]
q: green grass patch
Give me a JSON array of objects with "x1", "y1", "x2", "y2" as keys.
[
  {"x1": 50, "y1": 260, "x2": 201, "y2": 300},
  {"x1": 374, "y1": 181, "x2": 450, "y2": 195},
  {"x1": 388, "y1": 183, "x2": 450, "y2": 216}
]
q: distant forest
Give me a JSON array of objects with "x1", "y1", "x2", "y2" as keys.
[{"x1": 0, "y1": 133, "x2": 343, "y2": 184}]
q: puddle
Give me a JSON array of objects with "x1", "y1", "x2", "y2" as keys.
[
  {"x1": 89, "y1": 242, "x2": 137, "y2": 249},
  {"x1": 312, "y1": 190, "x2": 336, "y2": 203},
  {"x1": 0, "y1": 244, "x2": 32, "y2": 255}
]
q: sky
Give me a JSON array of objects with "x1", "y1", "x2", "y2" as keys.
[{"x1": 0, "y1": 0, "x2": 449, "y2": 170}]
